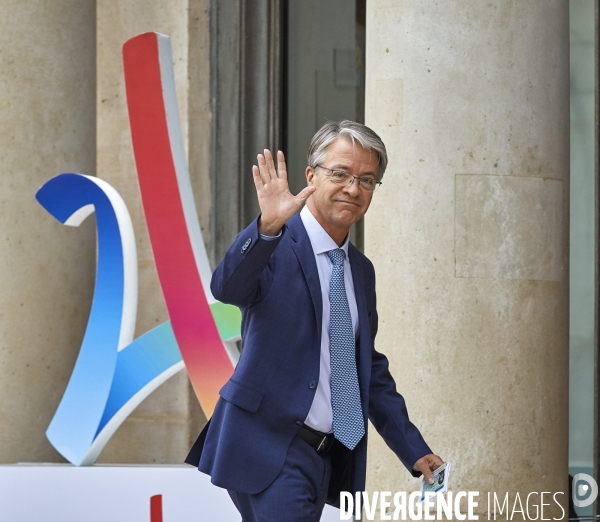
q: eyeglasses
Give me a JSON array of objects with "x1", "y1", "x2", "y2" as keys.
[{"x1": 314, "y1": 165, "x2": 382, "y2": 192}]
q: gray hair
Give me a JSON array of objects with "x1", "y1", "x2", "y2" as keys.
[{"x1": 307, "y1": 120, "x2": 388, "y2": 180}]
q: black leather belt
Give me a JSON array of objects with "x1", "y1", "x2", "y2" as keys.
[{"x1": 297, "y1": 424, "x2": 335, "y2": 454}]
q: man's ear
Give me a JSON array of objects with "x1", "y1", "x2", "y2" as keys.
[{"x1": 306, "y1": 166, "x2": 315, "y2": 186}]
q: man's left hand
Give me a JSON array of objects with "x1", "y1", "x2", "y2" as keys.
[{"x1": 413, "y1": 454, "x2": 444, "y2": 485}]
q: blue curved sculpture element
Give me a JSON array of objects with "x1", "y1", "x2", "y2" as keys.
[
  {"x1": 37, "y1": 173, "x2": 139, "y2": 465},
  {"x1": 36, "y1": 173, "x2": 242, "y2": 466},
  {"x1": 91, "y1": 321, "x2": 184, "y2": 460},
  {"x1": 97, "y1": 322, "x2": 181, "y2": 435}
]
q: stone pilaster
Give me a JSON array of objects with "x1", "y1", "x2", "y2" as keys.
[
  {"x1": 0, "y1": 0, "x2": 97, "y2": 463},
  {"x1": 365, "y1": 1, "x2": 569, "y2": 518}
]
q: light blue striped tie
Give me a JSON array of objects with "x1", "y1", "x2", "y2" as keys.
[{"x1": 327, "y1": 248, "x2": 364, "y2": 450}]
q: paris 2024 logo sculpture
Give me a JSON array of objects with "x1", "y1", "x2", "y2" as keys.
[{"x1": 36, "y1": 33, "x2": 240, "y2": 466}]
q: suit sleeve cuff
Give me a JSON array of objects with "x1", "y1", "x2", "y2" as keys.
[{"x1": 259, "y1": 229, "x2": 283, "y2": 241}]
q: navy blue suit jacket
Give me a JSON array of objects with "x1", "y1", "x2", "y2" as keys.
[{"x1": 186, "y1": 212, "x2": 431, "y2": 506}]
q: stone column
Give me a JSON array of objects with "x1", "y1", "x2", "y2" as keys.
[
  {"x1": 0, "y1": 0, "x2": 96, "y2": 462},
  {"x1": 95, "y1": 0, "x2": 211, "y2": 463},
  {"x1": 365, "y1": 1, "x2": 569, "y2": 517}
]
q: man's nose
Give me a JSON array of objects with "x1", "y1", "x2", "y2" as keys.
[{"x1": 343, "y1": 177, "x2": 361, "y2": 197}]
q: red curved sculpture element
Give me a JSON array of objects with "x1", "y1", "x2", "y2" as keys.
[{"x1": 123, "y1": 32, "x2": 233, "y2": 417}]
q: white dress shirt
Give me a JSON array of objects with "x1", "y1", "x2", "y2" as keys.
[{"x1": 300, "y1": 205, "x2": 359, "y2": 434}]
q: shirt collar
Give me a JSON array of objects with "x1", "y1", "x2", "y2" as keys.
[{"x1": 300, "y1": 206, "x2": 349, "y2": 257}]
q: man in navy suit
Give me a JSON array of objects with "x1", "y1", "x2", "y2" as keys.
[{"x1": 186, "y1": 121, "x2": 443, "y2": 521}]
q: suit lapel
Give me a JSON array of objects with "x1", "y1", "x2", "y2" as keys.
[
  {"x1": 348, "y1": 246, "x2": 372, "y2": 403},
  {"x1": 288, "y1": 213, "x2": 323, "y2": 343}
]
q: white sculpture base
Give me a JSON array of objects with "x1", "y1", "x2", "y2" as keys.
[{"x1": 0, "y1": 464, "x2": 342, "y2": 521}]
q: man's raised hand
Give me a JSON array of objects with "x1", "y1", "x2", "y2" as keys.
[{"x1": 253, "y1": 149, "x2": 316, "y2": 236}]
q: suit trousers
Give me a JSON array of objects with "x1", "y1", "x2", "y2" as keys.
[{"x1": 227, "y1": 434, "x2": 333, "y2": 522}]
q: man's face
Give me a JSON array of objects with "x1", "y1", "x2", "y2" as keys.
[{"x1": 305, "y1": 138, "x2": 378, "y2": 241}]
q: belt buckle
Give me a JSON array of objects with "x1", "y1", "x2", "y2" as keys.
[{"x1": 316, "y1": 436, "x2": 329, "y2": 454}]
